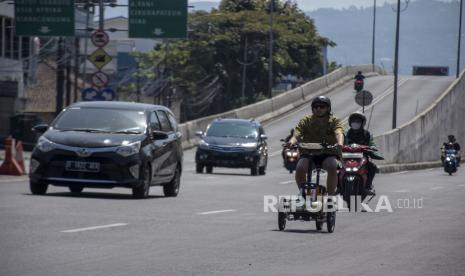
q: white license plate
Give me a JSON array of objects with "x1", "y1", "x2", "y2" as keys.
[{"x1": 65, "y1": 161, "x2": 100, "y2": 172}]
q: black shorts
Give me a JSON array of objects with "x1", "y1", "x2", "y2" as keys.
[{"x1": 299, "y1": 154, "x2": 337, "y2": 166}]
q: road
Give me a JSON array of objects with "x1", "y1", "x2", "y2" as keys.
[{"x1": 1, "y1": 75, "x2": 462, "y2": 276}]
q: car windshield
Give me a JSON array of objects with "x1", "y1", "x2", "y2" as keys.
[
  {"x1": 53, "y1": 107, "x2": 147, "y2": 134},
  {"x1": 206, "y1": 121, "x2": 258, "y2": 138}
]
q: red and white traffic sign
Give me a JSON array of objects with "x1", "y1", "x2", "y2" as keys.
[
  {"x1": 91, "y1": 30, "x2": 109, "y2": 48},
  {"x1": 92, "y1": 71, "x2": 109, "y2": 88}
]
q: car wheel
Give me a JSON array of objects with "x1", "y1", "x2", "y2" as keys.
[
  {"x1": 206, "y1": 166, "x2": 213, "y2": 174},
  {"x1": 196, "y1": 163, "x2": 204, "y2": 173},
  {"x1": 30, "y1": 180, "x2": 48, "y2": 195},
  {"x1": 132, "y1": 165, "x2": 150, "y2": 199},
  {"x1": 164, "y1": 165, "x2": 181, "y2": 197},
  {"x1": 259, "y1": 162, "x2": 266, "y2": 175},
  {"x1": 69, "y1": 186, "x2": 84, "y2": 193},
  {"x1": 251, "y1": 162, "x2": 259, "y2": 176}
]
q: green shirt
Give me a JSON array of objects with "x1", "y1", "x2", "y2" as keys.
[{"x1": 295, "y1": 114, "x2": 344, "y2": 156}]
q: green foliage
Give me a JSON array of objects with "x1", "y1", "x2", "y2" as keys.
[{"x1": 138, "y1": 0, "x2": 333, "y2": 120}]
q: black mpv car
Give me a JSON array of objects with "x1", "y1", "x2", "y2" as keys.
[
  {"x1": 29, "y1": 101, "x2": 183, "y2": 199},
  {"x1": 195, "y1": 118, "x2": 268, "y2": 176}
]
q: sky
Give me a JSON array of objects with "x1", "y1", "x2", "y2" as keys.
[
  {"x1": 190, "y1": 0, "x2": 455, "y2": 11},
  {"x1": 106, "y1": 0, "x2": 456, "y2": 18}
]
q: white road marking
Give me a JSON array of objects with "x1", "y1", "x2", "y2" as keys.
[
  {"x1": 456, "y1": 184, "x2": 465, "y2": 187},
  {"x1": 197, "y1": 209, "x2": 236, "y2": 215},
  {"x1": 280, "y1": 180, "x2": 295, "y2": 185},
  {"x1": 430, "y1": 187, "x2": 444, "y2": 190},
  {"x1": 390, "y1": 171, "x2": 409, "y2": 175},
  {"x1": 61, "y1": 223, "x2": 128, "y2": 233},
  {"x1": 203, "y1": 176, "x2": 217, "y2": 180},
  {"x1": 269, "y1": 150, "x2": 282, "y2": 157},
  {"x1": 0, "y1": 178, "x2": 28, "y2": 183},
  {"x1": 393, "y1": 190, "x2": 409, "y2": 193}
]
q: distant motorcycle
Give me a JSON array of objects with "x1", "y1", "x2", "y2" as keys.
[
  {"x1": 444, "y1": 149, "x2": 458, "y2": 176},
  {"x1": 338, "y1": 143, "x2": 376, "y2": 211},
  {"x1": 281, "y1": 140, "x2": 299, "y2": 173},
  {"x1": 354, "y1": 79, "x2": 364, "y2": 92}
]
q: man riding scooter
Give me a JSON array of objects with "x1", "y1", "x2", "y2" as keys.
[
  {"x1": 344, "y1": 112, "x2": 383, "y2": 195},
  {"x1": 289, "y1": 96, "x2": 345, "y2": 200}
]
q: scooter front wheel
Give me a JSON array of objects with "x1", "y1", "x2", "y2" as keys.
[{"x1": 278, "y1": 212, "x2": 286, "y2": 231}]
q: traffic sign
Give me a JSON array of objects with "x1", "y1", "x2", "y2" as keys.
[
  {"x1": 355, "y1": 90, "x2": 373, "y2": 112},
  {"x1": 91, "y1": 30, "x2": 110, "y2": 48},
  {"x1": 100, "y1": 88, "x2": 116, "y2": 101},
  {"x1": 14, "y1": 0, "x2": 75, "y2": 36},
  {"x1": 87, "y1": 48, "x2": 112, "y2": 70},
  {"x1": 128, "y1": 0, "x2": 188, "y2": 38},
  {"x1": 81, "y1": 87, "x2": 116, "y2": 101},
  {"x1": 81, "y1": 87, "x2": 99, "y2": 101},
  {"x1": 92, "y1": 71, "x2": 109, "y2": 87}
]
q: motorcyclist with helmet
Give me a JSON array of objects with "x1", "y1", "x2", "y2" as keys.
[
  {"x1": 354, "y1": 71, "x2": 365, "y2": 92},
  {"x1": 281, "y1": 129, "x2": 295, "y2": 160},
  {"x1": 289, "y1": 96, "x2": 344, "y2": 198},
  {"x1": 441, "y1": 135, "x2": 461, "y2": 166},
  {"x1": 345, "y1": 112, "x2": 383, "y2": 195}
]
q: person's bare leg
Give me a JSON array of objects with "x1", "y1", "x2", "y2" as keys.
[
  {"x1": 322, "y1": 156, "x2": 338, "y2": 194},
  {"x1": 295, "y1": 158, "x2": 309, "y2": 190}
]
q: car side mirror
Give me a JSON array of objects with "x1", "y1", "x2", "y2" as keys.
[
  {"x1": 152, "y1": 130, "x2": 168, "y2": 140},
  {"x1": 32, "y1": 124, "x2": 49, "y2": 133},
  {"x1": 195, "y1": 131, "x2": 204, "y2": 137},
  {"x1": 260, "y1": 134, "x2": 268, "y2": 140}
]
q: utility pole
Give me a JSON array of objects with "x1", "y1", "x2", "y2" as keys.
[
  {"x1": 73, "y1": 37, "x2": 79, "y2": 102},
  {"x1": 238, "y1": 36, "x2": 256, "y2": 105},
  {"x1": 268, "y1": 0, "x2": 274, "y2": 99},
  {"x1": 457, "y1": 0, "x2": 463, "y2": 78},
  {"x1": 392, "y1": 0, "x2": 401, "y2": 129},
  {"x1": 372, "y1": 0, "x2": 377, "y2": 65},
  {"x1": 65, "y1": 38, "x2": 72, "y2": 106},
  {"x1": 55, "y1": 37, "x2": 65, "y2": 116}
]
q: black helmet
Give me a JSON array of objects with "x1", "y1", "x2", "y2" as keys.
[
  {"x1": 349, "y1": 112, "x2": 366, "y2": 127},
  {"x1": 311, "y1": 96, "x2": 331, "y2": 111},
  {"x1": 357, "y1": 71, "x2": 362, "y2": 75},
  {"x1": 448, "y1": 135, "x2": 456, "y2": 142}
]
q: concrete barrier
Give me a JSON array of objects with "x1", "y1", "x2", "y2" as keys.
[
  {"x1": 180, "y1": 64, "x2": 386, "y2": 148},
  {"x1": 373, "y1": 70, "x2": 465, "y2": 170}
]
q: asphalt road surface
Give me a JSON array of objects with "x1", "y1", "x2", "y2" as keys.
[{"x1": 1, "y1": 75, "x2": 461, "y2": 276}]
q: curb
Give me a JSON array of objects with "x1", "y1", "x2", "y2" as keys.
[{"x1": 378, "y1": 161, "x2": 445, "y2": 173}]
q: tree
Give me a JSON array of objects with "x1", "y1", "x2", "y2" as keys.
[{"x1": 138, "y1": 0, "x2": 334, "y2": 121}]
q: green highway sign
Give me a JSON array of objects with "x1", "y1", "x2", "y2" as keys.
[
  {"x1": 15, "y1": 0, "x2": 75, "y2": 36},
  {"x1": 129, "y1": 0, "x2": 187, "y2": 39}
]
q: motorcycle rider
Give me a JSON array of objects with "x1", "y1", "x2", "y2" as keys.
[
  {"x1": 441, "y1": 135, "x2": 461, "y2": 166},
  {"x1": 345, "y1": 112, "x2": 383, "y2": 195},
  {"x1": 354, "y1": 71, "x2": 365, "y2": 81},
  {"x1": 281, "y1": 129, "x2": 295, "y2": 160},
  {"x1": 289, "y1": 96, "x2": 344, "y2": 199},
  {"x1": 354, "y1": 71, "x2": 365, "y2": 91}
]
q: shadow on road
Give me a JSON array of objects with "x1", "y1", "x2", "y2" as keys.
[
  {"x1": 23, "y1": 192, "x2": 167, "y2": 200},
  {"x1": 271, "y1": 229, "x2": 329, "y2": 234}
]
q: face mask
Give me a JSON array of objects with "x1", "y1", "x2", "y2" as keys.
[{"x1": 351, "y1": 122, "x2": 362, "y2": 130}]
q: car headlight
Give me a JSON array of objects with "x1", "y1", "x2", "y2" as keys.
[
  {"x1": 116, "y1": 141, "x2": 141, "y2": 157},
  {"x1": 198, "y1": 139, "x2": 209, "y2": 149},
  {"x1": 36, "y1": 136, "x2": 56, "y2": 152},
  {"x1": 242, "y1": 142, "x2": 257, "y2": 148}
]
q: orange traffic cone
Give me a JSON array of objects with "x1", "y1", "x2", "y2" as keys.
[
  {"x1": 0, "y1": 137, "x2": 25, "y2": 176},
  {"x1": 15, "y1": 141, "x2": 26, "y2": 173}
]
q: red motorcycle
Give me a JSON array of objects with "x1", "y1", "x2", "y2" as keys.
[
  {"x1": 354, "y1": 79, "x2": 364, "y2": 92},
  {"x1": 337, "y1": 143, "x2": 375, "y2": 210}
]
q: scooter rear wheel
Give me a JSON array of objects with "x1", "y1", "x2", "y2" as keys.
[{"x1": 327, "y1": 212, "x2": 336, "y2": 233}]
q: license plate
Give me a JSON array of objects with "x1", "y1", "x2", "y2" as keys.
[{"x1": 65, "y1": 161, "x2": 100, "y2": 172}]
